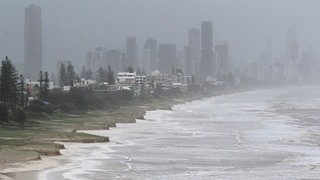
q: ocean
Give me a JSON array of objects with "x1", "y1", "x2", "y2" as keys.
[{"x1": 40, "y1": 87, "x2": 320, "y2": 180}]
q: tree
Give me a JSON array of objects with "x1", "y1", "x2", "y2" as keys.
[
  {"x1": 50, "y1": 72, "x2": 56, "y2": 85},
  {"x1": 97, "y1": 67, "x2": 107, "y2": 83},
  {"x1": 75, "y1": 73, "x2": 81, "y2": 84},
  {"x1": 66, "y1": 61, "x2": 76, "y2": 87},
  {"x1": 59, "y1": 63, "x2": 66, "y2": 87},
  {"x1": 19, "y1": 74, "x2": 25, "y2": 106},
  {"x1": 80, "y1": 66, "x2": 87, "y2": 79},
  {"x1": 107, "y1": 65, "x2": 115, "y2": 85},
  {"x1": 43, "y1": 71, "x2": 49, "y2": 101},
  {"x1": 0, "y1": 104, "x2": 9, "y2": 123},
  {"x1": 127, "y1": 65, "x2": 134, "y2": 73},
  {"x1": 39, "y1": 71, "x2": 44, "y2": 100},
  {"x1": 0, "y1": 56, "x2": 18, "y2": 105},
  {"x1": 80, "y1": 66, "x2": 93, "y2": 80},
  {"x1": 87, "y1": 68, "x2": 93, "y2": 79},
  {"x1": 136, "y1": 67, "x2": 142, "y2": 75},
  {"x1": 25, "y1": 84, "x2": 30, "y2": 107}
]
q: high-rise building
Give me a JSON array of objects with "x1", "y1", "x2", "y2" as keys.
[
  {"x1": 200, "y1": 21, "x2": 216, "y2": 80},
  {"x1": 144, "y1": 38, "x2": 158, "y2": 72},
  {"x1": 142, "y1": 49, "x2": 151, "y2": 74},
  {"x1": 286, "y1": 26, "x2": 299, "y2": 63},
  {"x1": 176, "y1": 50, "x2": 184, "y2": 71},
  {"x1": 24, "y1": 4, "x2": 42, "y2": 78},
  {"x1": 86, "y1": 47, "x2": 107, "y2": 73},
  {"x1": 158, "y1": 44, "x2": 176, "y2": 74},
  {"x1": 184, "y1": 45, "x2": 192, "y2": 75},
  {"x1": 126, "y1": 37, "x2": 138, "y2": 70},
  {"x1": 201, "y1": 21, "x2": 213, "y2": 49},
  {"x1": 215, "y1": 41, "x2": 230, "y2": 77},
  {"x1": 188, "y1": 28, "x2": 201, "y2": 75},
  {"x1": 106, "y1": 49, "x2": 121, "y2": 74}
]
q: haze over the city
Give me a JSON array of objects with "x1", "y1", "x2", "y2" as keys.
[
  {"x1": 3, "y1": 1, "x2": 320, "y2": 180},
  {"x1": 0, "y1": 0, "x2": 320, "y2": 72}
]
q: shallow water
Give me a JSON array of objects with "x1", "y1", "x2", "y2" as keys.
[{"x1": 41, "y1": 87, "x2": 320, "y2": 180}]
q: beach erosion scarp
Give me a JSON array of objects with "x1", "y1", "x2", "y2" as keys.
[
  {"x1": 0, "y1": 93, "x2": 186, "y2": 178},
  {"x1": 0, "y1": 87, "x2": 250, "y2": 179}
]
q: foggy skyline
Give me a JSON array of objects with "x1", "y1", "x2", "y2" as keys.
[{"x1": 0, "y1": 0, "x2": 320, "y2": 72}]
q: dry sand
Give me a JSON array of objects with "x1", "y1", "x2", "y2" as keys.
[{"x1": 0, "y1": 156, "x2": 61, "y2": 180}]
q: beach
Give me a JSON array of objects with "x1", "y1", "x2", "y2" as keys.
[
  {"x1": 4, "y1": 86, "x2": 320, "y2": 179},
  {"x1": 0, "y1": 88, "x2": 214, "y2": 179}
]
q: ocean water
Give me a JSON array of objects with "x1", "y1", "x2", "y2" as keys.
[{"x1": 40, "y1": 87, "x2": 320, "y2": 180}]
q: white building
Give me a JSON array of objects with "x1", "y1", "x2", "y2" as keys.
[
  {"x1": 74, "y1": 78, "x2": 97, "y2": 87},
  {"x1": 117, "y1": 72, "x2": 136, "y2": 90},
  {"x1": 135, "y1": 75, "x2": 147, "y2": 95},
  {"x1": 25, "y1": 78, "x2": 54, "y2": 90}
]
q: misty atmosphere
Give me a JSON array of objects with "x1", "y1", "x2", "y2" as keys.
[{"x1": 1, "y1": 1, "x2": 320, "y2": 180}]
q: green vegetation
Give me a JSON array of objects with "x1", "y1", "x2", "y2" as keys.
[
  {"x1": 0, "y1": 57, "x2": 27, "y2": 127},
  {"x1": 96, "y1": 65, "x2": 115, "y2": 84}
]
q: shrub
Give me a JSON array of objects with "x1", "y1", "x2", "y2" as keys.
[{"x1": 0, "y1": 104, "x2": 9, "y2": 123}]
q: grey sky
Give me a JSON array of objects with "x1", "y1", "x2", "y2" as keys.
[{"x1": 0, "y1": 0, "x2": 320, "y2": 72}]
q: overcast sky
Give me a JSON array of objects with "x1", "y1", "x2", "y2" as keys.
[{"x1": 0, "y1": 0, "x2": 320, "y2": 72}]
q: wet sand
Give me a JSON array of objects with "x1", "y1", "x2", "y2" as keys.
[{"x1": 0, "y1": 156, "x2": 61, "y2": 180}]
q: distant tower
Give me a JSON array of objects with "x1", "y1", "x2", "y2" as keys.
[
  {"x1": 201, "y1": 21, "x2": 213, "y2": 48},
  {"x1": 215, "y1": 41, "x2": 230, "y2": 77},
  {"x1": 188, "y1": 28, "x2": 201, "y2": 75},
  {"x1": 126, "y1": 37, "x2": 138, "y2": 70},
  {"x1": 144, "y1": 38, "x2": 158, "y2": 73},
  {"x1": 24, "y1": 4, "x2": 42, "y2": 78},
  {"x1": 184, "y1": 45, "x2": 193, "y2": 75},
  {"x1": 286, "y1": 26, "x2": 299, "y2": 63},
  {"x1": 106, "y1": 49, "x2": 121, "y2": 74},
  {"x1": 158, "y1": 44, "x2": 176, "y2": 74},
  {"x1": 200, "y1": 21, "x2": 215, "y2": 80}
]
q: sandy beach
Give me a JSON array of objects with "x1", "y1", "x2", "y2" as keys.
[
  {"x1": 0, "y1": 156, "x2": 61, "y2": 180},
  {"x1": 0, "y1": 87, "x2": 265, "y2": 179}
]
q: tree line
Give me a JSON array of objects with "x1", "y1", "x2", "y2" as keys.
[
  {"x1": 0, "y1": 57, "x2": 51, "y2": 127},
  {"x1": 0, "y1": 57, "x2": 26, "y2": 127},
  {"x1": 59, "y1": 62, "x2": 116, "y2": 86}
]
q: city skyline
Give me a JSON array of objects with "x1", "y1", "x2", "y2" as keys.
[{"x1": 1, "y1": 0, "x2": 320, "y2": 73}]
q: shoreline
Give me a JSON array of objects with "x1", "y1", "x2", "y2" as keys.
[{"x1": 0, "y1": 86, "x2": 273, "y2": 179}]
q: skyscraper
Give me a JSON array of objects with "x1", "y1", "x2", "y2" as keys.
[
  {"x1": 126, "y1": 37, "x2": 138, "y2": 70},
  {"x1": 86, "y1": 47, "x2": 106, "y2": 73},
  {"x1": 158, "y1": 44, "x2": 176, "y2": 74},
  {"x1": 24, "y1": 4, "x2": 42, "y2": 78},
  {"x1": 184, "y1": 45, "x2": 193, "y2": 75},
  {"x1": 200, "y1": 21, "x2": 215, "y2": 80},
  {"x1": 142, "y1": 49, "x2": 151, "y2": 74},
  {"x1": 215, "y1": 41, "x2": 230, "y2": 77},
  {"x1": 106, "y1": 49, "x2": 121, "y2": 74},
  {"x1": 144, "y1": 38, "x2": 158, "y2": 72},
  {"x1": 188, "y1": 28, "x2": 201, "y2": 75},
  {"x1": 201, "y1": 22, "x2": 213, "y2": 49}
]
